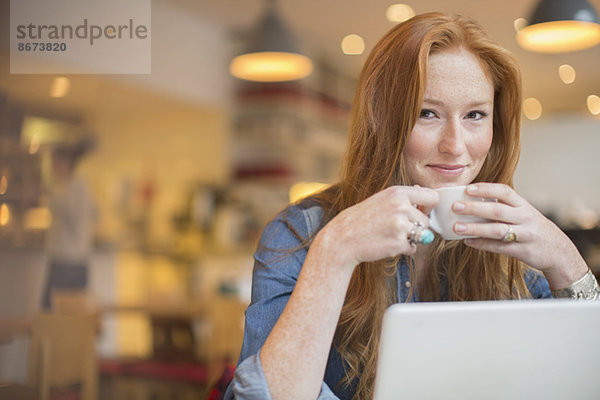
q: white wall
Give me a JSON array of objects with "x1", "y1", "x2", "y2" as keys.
[
  {"x1": 124, "y1": 0, "x2": 233, "y2": 108},
  {"x1": 515, "y1": 113, "x2": 600, "y2": 224}
]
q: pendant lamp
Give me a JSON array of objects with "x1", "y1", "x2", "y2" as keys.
[
  {"x1": 517, "y1": 0, "x2": 600, "y2": 53},
  {"x1": 229, "y1": 0, "x2": 313, "y2": 82}
]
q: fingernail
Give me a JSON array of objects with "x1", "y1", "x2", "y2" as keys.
[
  {"x1": 453, "y1": 201, "x2": 465, "y2": 211},
  {"x1": 464, "y1": 238, "x2": 473, "y2": 245},
  {"x1": 454, "y1": 223, "x2": 466, "y2": 232},
  {"x1": 466, "y1": 185, "x2": 477, "y2": 193}
]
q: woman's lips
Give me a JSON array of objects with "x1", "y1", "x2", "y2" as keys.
[{"x1": 428, "y1": 164, "x2": 466, "y2": 176}]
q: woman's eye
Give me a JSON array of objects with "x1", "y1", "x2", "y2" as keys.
[
  {"x1": 466, "y1": 111, "x2": 487, "y2": 120},
  {"x1": 420, "y1": 109, "x2": 436, "y2": 119}
]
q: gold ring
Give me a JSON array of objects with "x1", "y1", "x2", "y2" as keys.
[{"x1": 501, "y1": 223, "x2": 517, "y2": 242}]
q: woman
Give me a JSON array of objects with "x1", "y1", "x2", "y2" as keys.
[
  {"x1": 224, "y1": 12, "x2": 600, "y2": 400},
  {"x1": 42, "y1": 139, "x2": 97, "y2": 310}
]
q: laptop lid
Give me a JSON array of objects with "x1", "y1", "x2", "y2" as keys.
[{"x1": 374, "y1": 300, "x2": 600, "y2": 400}]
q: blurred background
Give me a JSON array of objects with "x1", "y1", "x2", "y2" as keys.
[{"x1": 1, "y1": 0, "x2": 600, "y2": 399}]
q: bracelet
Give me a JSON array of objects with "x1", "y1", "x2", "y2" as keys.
[{"x1": 551, "y1": 270, "x2": 600, "y2": 300}]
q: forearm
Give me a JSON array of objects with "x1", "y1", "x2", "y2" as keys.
[
  {"x1": 541, "y1": 231, "x2": 589, "y2": 291},
  {"x1": 260, "y1": 227, "x2": 355, "y2": 400}
]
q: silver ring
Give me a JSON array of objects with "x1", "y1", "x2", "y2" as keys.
[
  {"x1": 408, "y1": 222, "x2": 434, "y2": 246},
  {"x1": 501, "y1": 223, "x2": 517, "y2": 242}
]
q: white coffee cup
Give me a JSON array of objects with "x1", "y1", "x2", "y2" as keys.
[{"x1": 429, "y1": 185, "x2": 494, "y2": 240}]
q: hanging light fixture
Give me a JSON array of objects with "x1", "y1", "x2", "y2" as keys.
[
  {"x1": 516, "y1": 0, "x2": 600, "y2": 53},
  {"x1": 229, "y1": 0, "x2": 313, "y2": 82}
]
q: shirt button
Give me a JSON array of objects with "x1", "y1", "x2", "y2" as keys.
[{"x1": 405, "y1": 281, "x2": 411, "y2": 288}]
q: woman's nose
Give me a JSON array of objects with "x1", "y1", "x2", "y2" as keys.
[{"x1": 438, "y1": 120, "x2": 466, "y2": 156}]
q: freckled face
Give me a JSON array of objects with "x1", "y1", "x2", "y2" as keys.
[{"x1": 404, "y1": 48, "x2": 495, "y2": 188}]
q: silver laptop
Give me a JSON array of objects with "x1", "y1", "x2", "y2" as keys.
[{"x1": 374, "y1": 300, "x2": 600, "y2": 400}]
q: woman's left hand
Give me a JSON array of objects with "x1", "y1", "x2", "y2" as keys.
[{"x1": 451, "y1": 182, "x2": 588, "y2": 289}]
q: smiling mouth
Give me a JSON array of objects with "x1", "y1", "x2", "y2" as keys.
[{"x1": 428, "y1": 164, "x2": 466, "y2": 176}]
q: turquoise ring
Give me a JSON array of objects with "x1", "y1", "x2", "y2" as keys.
[{"x1": 409, "y1": 222, "x2": 435, "y2": 246}]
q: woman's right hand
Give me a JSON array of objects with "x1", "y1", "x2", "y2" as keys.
[{"x1": 317, "y1": 185, "x2": 439, "y2": 270}]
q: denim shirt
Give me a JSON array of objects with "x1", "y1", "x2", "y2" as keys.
[{"x1": 224, "y1": 200, "x2": 553, "y2": 400}]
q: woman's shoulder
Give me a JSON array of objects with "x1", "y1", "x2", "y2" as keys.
[
  {"x1": 253, "y1": 198, "x2": 326, "y2": 279},
  {"x1": 289, "y1": 197, "x2": 325, "y2": 236},
  {"x1": 264, "y1": 197, "x2": 326, "y2": 241}
]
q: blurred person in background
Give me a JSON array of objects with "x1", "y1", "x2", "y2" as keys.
[
  {"x1": 224, "y1": 12, "x2": 600, "y2": 400},
  {"x1": 41, "y1": 136, "x2": 97, "y2": 310}
]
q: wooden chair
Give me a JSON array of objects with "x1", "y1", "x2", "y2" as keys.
[
  {"x1": 51, "y1": 290, "x2": 95, "y2": 315},
  {"x1": 203, "y1": 298, "x2": 246, "y2": 385},
  {"x1": 27, "y1": 313, "x2": 98, "y2": 400}
]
